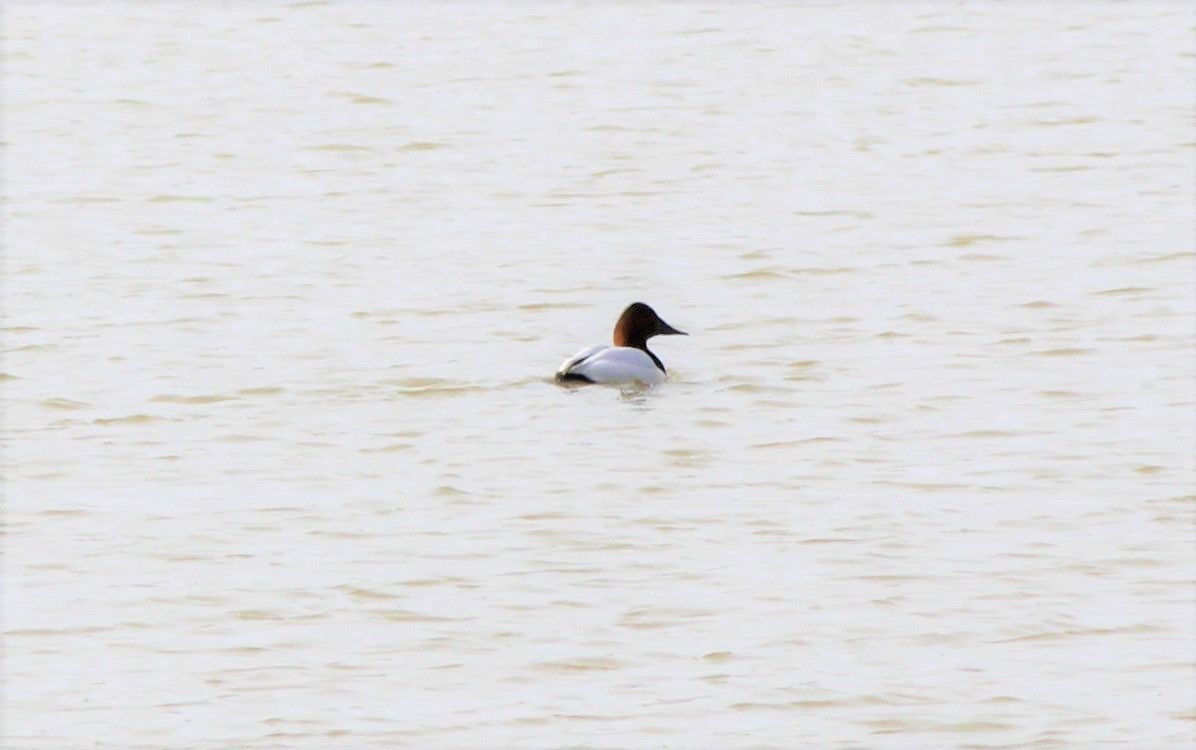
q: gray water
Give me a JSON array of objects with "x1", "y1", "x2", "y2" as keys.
[{"x1": 4, "y1": 2, "x2": 1195, "y2": 748}]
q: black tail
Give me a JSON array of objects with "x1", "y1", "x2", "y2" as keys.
[{"x1": 555, "y1": 372, "x2": 595, "y2": 384}]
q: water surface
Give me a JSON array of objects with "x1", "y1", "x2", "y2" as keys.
[{"x1": 4, "y1": 2, "x2": 1194, "y2": 748}]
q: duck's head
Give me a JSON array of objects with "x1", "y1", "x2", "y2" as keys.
[{"x1": 613, "y1": 302, "x2": 687, "y2": 349}]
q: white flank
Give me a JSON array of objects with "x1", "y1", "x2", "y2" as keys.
[{"x1": 557, "y1": 345, "x2": 666, "y2": 385}]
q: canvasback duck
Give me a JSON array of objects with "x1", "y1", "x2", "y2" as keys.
[{"x1": 555, "y1": 302, "x2": 687, "y2": 385}]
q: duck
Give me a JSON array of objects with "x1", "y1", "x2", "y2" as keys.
[{"x1": 555, "y1": 302, "x2": 687, "y2": 385}]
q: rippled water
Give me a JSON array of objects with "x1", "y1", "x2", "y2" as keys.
[{"x1": 5, "y1": 2, "x2": 1195, "y2": 748}]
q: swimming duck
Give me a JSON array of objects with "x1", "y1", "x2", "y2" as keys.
[{"x1": 555, "y1": 302, "x2": 687, "y2": 385}]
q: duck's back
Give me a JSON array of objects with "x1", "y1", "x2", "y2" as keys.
[{"x1": 555, "y1": 345, "x2": 665, "y2": 385}]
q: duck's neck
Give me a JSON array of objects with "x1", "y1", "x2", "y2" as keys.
[
  {"x1": 625, "y1": 337, "x2": 664, "y2": 372},
  {"x1": 644, "y1": 346, "x2": 665, "y2": 373},
  {"x1": 614, "y1": 325, "x2": 665, "y2": 373}
]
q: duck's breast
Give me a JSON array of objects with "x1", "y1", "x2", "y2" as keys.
[{"x1": 560, "y1": 345, "x2": 665, "y2": 385}]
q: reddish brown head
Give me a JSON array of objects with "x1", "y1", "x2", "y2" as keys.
[{"x1": 612, "y1": 302, "x2": 687, "y2": 350}]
